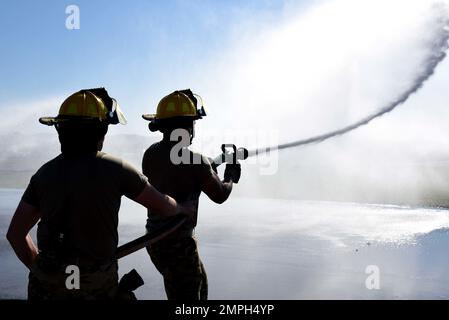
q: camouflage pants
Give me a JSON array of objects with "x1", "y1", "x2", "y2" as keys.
[
  {"x1": 28, "y1": 255, "x2": 119, "y2": 300},
  {"x1": 147, "y1": 236, "x2": 208, "y2": 300}
]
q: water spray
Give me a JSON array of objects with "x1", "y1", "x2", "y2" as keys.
[
  {"x1": 117, "y1": 4, "x2": 449, "y2": 259},
  {"x1": 204, "y1": 10, "x2": 449, "y2": 160},
  {"x1": 247, "y1": 21, "x2": 449, "y2": 156}
]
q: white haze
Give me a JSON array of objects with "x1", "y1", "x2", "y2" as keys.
[
  {"x1": 0, "y1": 96, "x2": 61, "y2": 136},
  {"x1": 195, "y1": 0, "x2": 449, "y2": 140},
  {"x1": 190, "y1": 0, "x2": 449, "y2": 205},
  {"x1": 2, "y1": 0, "x2": 449, "y2": 205}
]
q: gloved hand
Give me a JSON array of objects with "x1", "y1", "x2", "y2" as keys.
[{"x1": 224, "y1": 162, "x2": 241, "y2": 183}]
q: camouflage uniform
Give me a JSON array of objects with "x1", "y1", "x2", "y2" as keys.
[
  {"x1": 28, "y1": 255, "x2": 119, "y2": 300},
  {"x1": 147, "y1": 235, "x2": 207, "y2": 300},
  {"x1": 143, "y1": 141, "x2": 214, "y2": 300}
]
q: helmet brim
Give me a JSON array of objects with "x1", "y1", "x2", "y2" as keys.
[
  {"x1": 39, "y1": 117, "x2": 67, "y2": 126},
  {"x1": 142, "y1": 114, "x2": 205, "y2": 122},
  {"x1": 142, "y1": 114, "x2": 157, "y2": 121},
  {"x1": 39, "y1": 116, "x2": 110, "y2": 126}
]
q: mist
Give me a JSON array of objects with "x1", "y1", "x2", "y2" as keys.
[
  {"x1": 2, "y1": 0, "x2": 449, "y2": 206},
  {"x1": 190, "y1": 0, "x2": 449, "y2": 206}
]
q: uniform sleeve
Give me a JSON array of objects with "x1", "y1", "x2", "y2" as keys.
[
  {"x1": 195, "y1": 154, "x2": 214, "y2": 187},
  {"x1": 21, "y1": 174, "x2": 40, "y2": 208},
  {"x1": 120, "y1": 160, "x2": 149, "y2": 199}
]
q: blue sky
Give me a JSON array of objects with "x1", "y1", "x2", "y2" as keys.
[{"x1": 0, "y1": 0, "x2": 294, "y2": 123}]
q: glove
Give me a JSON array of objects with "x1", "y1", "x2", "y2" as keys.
[{"x1": 224, "y1": 163, "x2": 241, "y2": 183}]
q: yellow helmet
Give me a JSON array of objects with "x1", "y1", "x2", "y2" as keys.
[
  {"x1": 142, "y1": 89, "x2": 206, "y2": 122},
  {"x1": 39, "y1": 88, "x2": 127, "y2": 126}
]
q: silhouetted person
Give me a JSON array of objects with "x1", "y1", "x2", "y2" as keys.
[
  {"x1": 7, "y1": 88, "x2": 195, "y2": 300},
  {"x1": 141, "y1": 89, "x2": 241, "y2": 300}
]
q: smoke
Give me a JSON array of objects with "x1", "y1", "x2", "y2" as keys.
[{"x1": 249, "y1": 2, "x2": 449, "y2": 155}]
